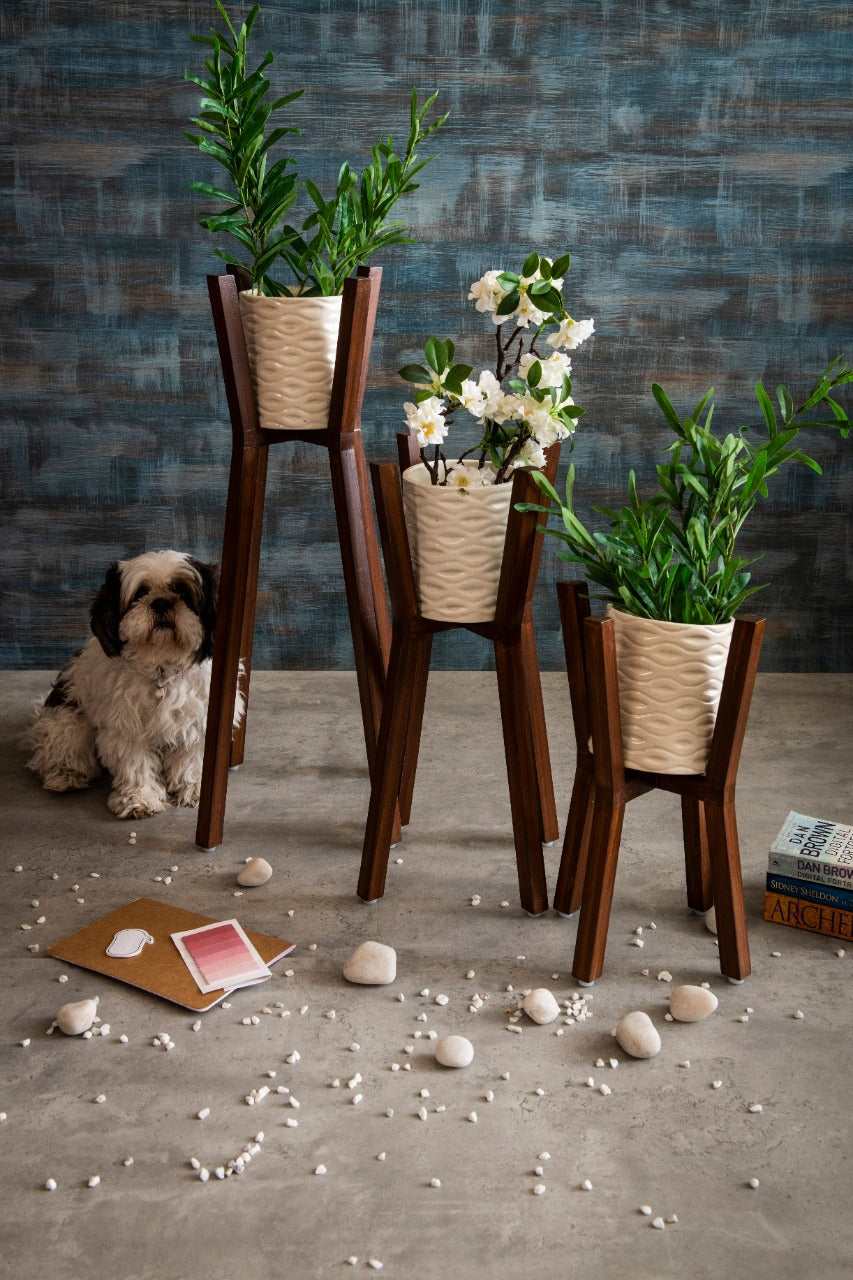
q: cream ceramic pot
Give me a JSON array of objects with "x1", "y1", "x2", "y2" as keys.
[
  {"x1": 402, "y1": 462, "x2": 515, "y2": 624},
  {"x1": 606, "y1": 606, "x2": 735, "y2": 774},
  {"x1": 239, "y1": 291, "x2": 343, "y2": 431}
]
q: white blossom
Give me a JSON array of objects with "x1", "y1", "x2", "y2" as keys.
[
  {"x1": 547, "y1": 316, "x2": 595, "y2": 350},
  {"x1": 467, "y1": 270, "x2": 507, "y2": 316},
  {"x1": 404, "y1": 397, "x2": 449, "y2": 448}
]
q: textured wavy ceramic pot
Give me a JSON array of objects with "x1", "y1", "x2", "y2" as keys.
[
  {"x1": 606, "y1": 606, "x2": 735, "y2": 774},
  {"x1": 402, "y1": 462, "x2": 514, "y2": 623},
  {"x1": 238, "y1": 292, "x2": 342, "y2": 431}
]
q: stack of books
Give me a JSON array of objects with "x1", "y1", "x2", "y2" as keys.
[{"x1": 764, "y1": 811, "x2": 853, "y2": 941}]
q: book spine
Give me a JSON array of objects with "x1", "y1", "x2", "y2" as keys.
[
  {"x1": 767, "y1": 849, "x2": 853, "y2": 889},
  {"x1": 766, "y1": 872, "x2": 853, "y2": 912},
  {"x1": 763, "y1": 892, "x2": 853, "y2": 941}
]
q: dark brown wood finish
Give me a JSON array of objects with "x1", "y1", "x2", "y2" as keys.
[
  {"x1": 196, "y1": 266, "x2": 391, "y2": 851},
  {"x1": 554, "y1": 581, "x2": 765, "y2": 984},
  {"x1": 357, "y1": 444, "x2": 561, "y2": 913}
]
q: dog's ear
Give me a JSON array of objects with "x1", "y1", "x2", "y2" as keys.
[
  {"x1": 188, "y1": 559, "x2": 219, "y2": 662},
  {"x1": 90, "y1": 563, "x2": 124, "y2": 657}
]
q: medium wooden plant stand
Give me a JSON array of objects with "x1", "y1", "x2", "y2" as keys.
[
  {"x1": 356, "y1": 438, "x2": 561, "y2": 915},
  {"x1": 553, "y1": 581, "x2": 765, "y2": 984},
  {"x1": 195, "y1": 265, "x2": 391, "y2": 851}
]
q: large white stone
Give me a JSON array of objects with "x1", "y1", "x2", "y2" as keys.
[
  {"x1": 669, "y1": 985, "x2": 719, "y2": 1022},
  {"x1": 614, "y1": 1010, "x2": 661, "y2": 1059},
  {"x1": 521, "y1": 988, "x2": 561, "y2": 1025},
  {"x1": 237, "y1": 857, "x2": 273, "y2": 887},
  {"x1": 342, "y1": 941, "x2": 397, "y2": 986},
  {"x1": 57, "y1": 997, "x2": 99, "y2": 1036},
  {"x1": 705, "y1": 905, "x2": 718, "y2": 935},
  {"x1": 435, "y1": 1035, "x2": 474, "y2": 1068}
]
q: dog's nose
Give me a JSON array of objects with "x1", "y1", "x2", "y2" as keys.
[{"x1": 151, "y1": 598, "x2": 173, "y2": 617}]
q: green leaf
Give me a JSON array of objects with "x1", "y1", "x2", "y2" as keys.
[
  {"x1": 398, "y1": 363, "x2": 434, "y2": 385},
  {"x1": 521, "y1": 251, "x2": 540, "y2": 278}
]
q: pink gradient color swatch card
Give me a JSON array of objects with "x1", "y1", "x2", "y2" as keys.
[{"x1": 171, "y1": 918, "x2": 273, "y2": 995}]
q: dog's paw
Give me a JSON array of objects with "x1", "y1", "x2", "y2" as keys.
[
  {"x1": 169, "y1": 779, "x2": 201, "y2": 809},
  {"x1": 40, "y1": 769, "x2": 93, "y2": 793},
  {"x1": 108, "y1": 786, "x2": 168, "y2": 819}
]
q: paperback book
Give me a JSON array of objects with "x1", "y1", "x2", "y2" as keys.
[
  {"x1": 765, "y1": 871, "x2": 853, "y2": 913},
  {"x1": 767, "y1": 811, "x2": 853, "y2": 889},
  {"x1": 763, "y1": 890, "x2": 853, "y2": 941}
]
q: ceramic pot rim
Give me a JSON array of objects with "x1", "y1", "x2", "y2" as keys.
[{"x1": 606, "y1": 604, "x2": 735, "y2": 636}]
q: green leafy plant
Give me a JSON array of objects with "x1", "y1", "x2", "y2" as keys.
[
  {"x1": 185, "y1": 3, "x2": 446, "y2": 295},
  {"x1": 522, "y1": 358, "x2": 852, "y2": 623}
]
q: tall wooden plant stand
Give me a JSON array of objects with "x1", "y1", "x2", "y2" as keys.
[
  {"x1": 553, "y1": 581, "x2": 765, "y2": 984},
  {"x1": 356, "y1": 439, "x2": 561, "y2": 915},
  {"x1": 195, "y1": 265, "x2": 391, "y2": 851}
]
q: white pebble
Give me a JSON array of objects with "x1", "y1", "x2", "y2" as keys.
[
  {"x1": 614, "y1": 1010, "x2": 661, "y2": 1059},
  {"x1": 712, "y1": 1080, "x2": 723, "y2": 1089},
  {"x1": 748, "y1": 1177, "x2": 760, "y2": 1189},
  {"x1": 629, "y1": 937, "x2": 644, "y2": 948},
  {"x1": 639, "y1": 1205, "x2": 652, "y2": 1216},
  {"x1": 521, "y1": 988, "x2": 560, "y2": 1025},
  {"x1": 94, "y1": 1094, "x2": 106, "y2": 1105},
  {"x1": 651, "y1": 1217, "x2": 666, "y2": 1229},
  {"x1": 466, "y1": 970, "x2": 475, "y2": 979},
  {"x1": 599, "y1": 1083, "x2": 612, "y2": 1096},
  {"x1": 418, "y1": 1107, "x2": 428, "y2": 1121},
  {"x1": 467, "y1": 1111, "x2": 478, "y2": 1123},
  {"x1": 44, "y1": 1178, "x2": 57, "y2": 1191},
  {"x1": 56, "y1": 996, "x2": 99, "y2": 1036},
  {"x1": 435, "y1": 1035, "x2": 474, "y2": 1069},
  {"x1": 314, "y1": 1165, "x2": 327, "y2": 1176},
  {"x1": 196, "y1": 1108, "x2": 210, "y2": 1120},
  {"x1": 581, "y1": 1179, "x2": 593, "y2": 1191},
  {"x1": 87, "y1": 1176, "x2": 101, "y2": 1189},
  {"x1": 343, "y1": 940, "x2": 397, "y2": 985},
  {"x1": 434, "y1": 994, "x2": 449, "y2": 1006},
  {"x1": 237, "y1": 857, "x2": 272, "y2": 887},
  {"x1": 656, "y1": 970, "x2": 673, "y2": 983},
  {"x1": 793, "y1": 1010, "x2": 804, "y2": 1020},
  {"x1": 670, "y1": 985, "x2": 718, "y2": 1022},
  {"x1": 748, "y1": 1103, "x2": 763, "y2": 1114},
  {"x1": 532, "y1": 1184, "x2": 546, "y2": 1195},
  {"x1": 705, "y1": 905, "x2": 717, "y2": 934},
  {"x1": 429, "y1": 1178, "x2": 441, "y2": 1189},
  {"x1": 119, "y1": 1034, "x2": 129, "y2": 1044},
  {"x1": 368, "y1": 1262, "x2": 383, "y2": 1272}
]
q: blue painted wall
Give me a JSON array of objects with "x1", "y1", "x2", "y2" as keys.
[{"x1": 2, "y1": 0, "x2": 851, "y2": 670}]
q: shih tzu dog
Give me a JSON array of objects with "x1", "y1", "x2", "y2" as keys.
[{"x1": 24, "y1": 550, "x2": 242, "y2": 819}]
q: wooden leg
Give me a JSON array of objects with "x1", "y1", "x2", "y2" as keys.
[
  {"x1": 571, "y1": 790, "x2": 625, "y2": 984},
  {"x1": 229, "y1": 444, "x2": 269, "y2": 768},
  {"x1": 682, "y1": 796, "x2": 713, "y2": 912},
  {"x1": 494, "y1": 636, "x2": 549, "y2": 916},
  {"x1": 358, "y1": 629, "x2": 430, "y2": 903},
  {"x1": 520, "y1": 617, "x2": 559, "y2": 844},
  {"x1": 196, "y1": 444, "x2": 266, "y2": 850},
  {"x1": 397, "y1": 631, "x2": 432, "y2": 827},
  {"x1": 552, "y1": 758, "x2": 594, "y2": 916},
  {"x1": 704, "y1": 797, "x2": 751, "y2": 981}
]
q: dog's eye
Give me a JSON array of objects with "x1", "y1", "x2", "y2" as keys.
[
  {"x1": 172, "y1": 581, "x2": 196, "y2": 608},
  {"x1": 130, "y1": 585, "x2": 148, "y2": 604}
]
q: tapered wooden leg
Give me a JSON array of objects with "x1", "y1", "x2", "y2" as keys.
[
  {"x1": 358, "y1": 629, "x2": 431, "y2": 903},
  {"x1": 521, "y1": 617, "x2": 559, "y2": 844},
  {"x1": 682, "y1": 796, "x2": 713, "y2": 911},
  {"x1": 494, "y1": 637, "x2": 549, "y2": 916},
  {"x1": 704, "y1": 797, "x2": 751, "y2": 981},
  {"x1": 572, "y1": 792, "x2": 625, "y2": 984},
  {"x1": 397, "y1": 632, "x2": 432, "y2": 827},
  {"x1": 229, "y1": 445, "x2": 269, "y2": 767},
  {"x1": 552, "y1": 758, "x2": 594, "y2": 916},
  {"x1": 196, "y1": 444, "x2": 267, "y2": 850}
]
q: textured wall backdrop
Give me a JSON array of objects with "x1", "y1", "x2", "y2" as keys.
[{"x1": 2, "y1": 0, "x2": 851, "y2": 671}]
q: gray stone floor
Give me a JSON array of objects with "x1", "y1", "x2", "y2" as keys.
[{"x1": 2, "y1": 669, "x2": 851, "y2": 1280}]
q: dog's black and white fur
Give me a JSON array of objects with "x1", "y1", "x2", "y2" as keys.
[{"x1": 24, "y1": 550, "x2": 239, "y2": 820}]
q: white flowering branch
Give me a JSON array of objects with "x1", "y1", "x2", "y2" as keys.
[{"x1": 400, "y1": 252, "x2": 594, "y2": 485}]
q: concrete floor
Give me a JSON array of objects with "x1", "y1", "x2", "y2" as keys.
[{"x1": 2, "y1": 668, "x2": 851, "y2": 1280}]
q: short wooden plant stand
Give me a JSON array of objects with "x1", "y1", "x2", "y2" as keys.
[
  {"x1": 196, "y1": 265, "x2": 391, "y2": 851},
  {"x1": 356, "y1": 437, "x2": 561, "y2": 915},
  {"x1": 553, "y1": 581, "x2": 765, "y2": 984}
]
